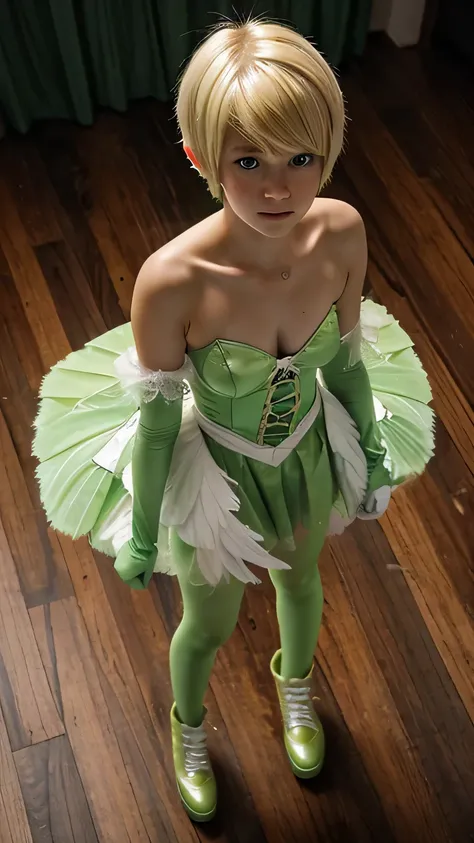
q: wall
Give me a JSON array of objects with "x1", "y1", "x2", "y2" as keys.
[{"x1": 370, "y1": 0, "x2": 427, "y2": 46}]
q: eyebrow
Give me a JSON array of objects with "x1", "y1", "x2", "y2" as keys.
[{"x1": 231, "y1": 146, "x2": 263, "y2": 155}]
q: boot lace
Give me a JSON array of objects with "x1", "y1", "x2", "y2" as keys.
[
  {"x1": 181, "y1": 723, "x2": 211, "y2": 775},
  {"x1": 282, "y1": 685, "x2": 319, "y2": 730}
]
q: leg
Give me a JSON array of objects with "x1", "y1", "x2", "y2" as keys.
[
  {"x1": 269, "y1": 523, "x2": 326, "y2": 680},
  {"x1": 269, "y1": 526, "x2": 328, "y2": 779},
  {"x1": 268, "y1": 446, "x2": 333, "y2": 779},
  {"x1": 168, "y1": 532, "x2": 245, "y2": 821},
  {"x1": 169, "y1": 531, "x2": 246, "y2": 727}
]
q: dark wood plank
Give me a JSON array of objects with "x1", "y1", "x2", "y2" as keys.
[
  {"x1": 0, "y1": 256, "x2": 48, "y2": 518},
  {"x1": 34, "y1": 123, "x2": 125, "y2": 330},
  {"x1": 0, "y1": 409, "x2": 73, "y2": 606},
  {"x1": 74, "y1": 115, "x2": 170, "y2": 275},
  {"x1": 383, "y1": 485, "x2": 474, "y2": 723},
  {"x1": 235, "y1": 583, "x2": 399, "y2": 843},
  {"x1": 81, "y1": 201, "x2": 136, "y2": 318},
  {"x1": 355, "y1": 37, "x2": 474, "y2": 262},
  {"x1": 28, "y1": 596, "x2": 153, "y2": 842},
  {"x1": 0, "y1": 137, "x2": 63, "y2": 247},
  {"x1": 241, "y1": 567, "x2": 449, "y2": 842},
  {"x1": 318, "y1": 540, "x2": 454, "y2": 843},
  {"x1": 0, "y1": 175, "x2": 70, "y2": 370},
  {"x1": 361, "y1": 37, "x2": 474, "y2": 176},
  {"x1": 0, "y1": 517, "x2": 64, "y2": 751},
  {"x1": 97, "y1": 551, "x2": 267, "y2": 843},
  {"x1": 35, "y1": 241, "x2": 107, "y2": 350},
  {"x1": 0, "y1": 245, "x2": 45, "y2": 393},
  {"x1": 328, "y1": 521, "x2": 474, "y2": 842},
  {"x1": 128, "y1": 102, "x2": 216, "y2": 237},
  {"x1": 0, "y1": 276, "x2": 44, "y2": 501},
  {"x1": 211, "y1": 632, "x2": 321, "y2": 842},
  {"x1": 0, "y1": 704, "x2": 32, "y2": 843},
  {"x1": 341, "y1": 77, "x2": 474, "y2": 404},
  {"x1": 329, "y1": 167, "x2": 474, "y2": 476},
  {"x1": 40, "y1": 537, "x2": 200, "y2": 843},
  {"x1": 413, "y1": 424, "x2": 474, "y2": 613},
  {"x1": 14, "y1": 735, "x2": 98, "y2": 843}
]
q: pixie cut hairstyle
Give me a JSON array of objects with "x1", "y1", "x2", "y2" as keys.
[{"x1": 176, "y1": 20, "x2": 346, "y2": 199}]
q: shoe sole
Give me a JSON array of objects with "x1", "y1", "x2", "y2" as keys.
[
  {"x1": 177, "y1": 785, "x2": 217, "y2": 823},
  {"x1": 182, "y1": 801, "x2": 217, "y2": 823},
  {"x1": 290, "y1": 756, "x2": 325, "y2": 779}
]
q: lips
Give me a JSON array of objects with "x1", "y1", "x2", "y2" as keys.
[{"x1": 257, "y1": 211, "x2": 294, "y2": 218}]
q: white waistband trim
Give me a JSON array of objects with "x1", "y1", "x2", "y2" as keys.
[{"x1": 193, "y1": 390, "x2": 322, "y2": 467}]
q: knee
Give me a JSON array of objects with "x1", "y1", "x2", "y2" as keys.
[
  {"x1": 177, "y1": 613, "x2": 237, "y2": 653},
  {"x1": 272, "y1": 566, "x2": 322, "y2": 601}
]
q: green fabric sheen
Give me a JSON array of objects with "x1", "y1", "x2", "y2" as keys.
[
  {"x1": 188, "y1": 307, "x2": 340, "y2": 441},
  {"x1": 116, "y1": 305, "x2": 386, "y2": 588}
]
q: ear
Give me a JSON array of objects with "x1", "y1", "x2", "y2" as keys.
[{"x1": 183, "y1": 144, "x2": 202, "y2": 172}]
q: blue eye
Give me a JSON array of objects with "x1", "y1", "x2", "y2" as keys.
[
  {"x1": 290, "y1": 154, "x2": 314, "y2": 167},
  {"x1": 236, "y1": 157, "x2": 259, "y2": 170}
]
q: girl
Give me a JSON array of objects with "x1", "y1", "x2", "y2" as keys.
[{"x1": 34, "y1": 20, "x2": 434, "y2": 823}]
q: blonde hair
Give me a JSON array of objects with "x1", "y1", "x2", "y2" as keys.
[{"x1": 176, "y1": 20, "x2": 346, "y2": 199}]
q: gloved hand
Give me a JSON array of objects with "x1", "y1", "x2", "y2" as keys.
[
  {"x1": 114, "y1": 538, "x2": 157, "y2": 589},
  {"x1": 357, "y1": 485, "x2": 391, "y2": 521}
]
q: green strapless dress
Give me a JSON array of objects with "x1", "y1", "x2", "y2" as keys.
[{"x1": 32, "y1": 301, "x2": 435, "y2": 588}]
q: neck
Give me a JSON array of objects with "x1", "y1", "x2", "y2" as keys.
[{"x1": 219, "y1": 200, "x2": 294, "y2": 272}]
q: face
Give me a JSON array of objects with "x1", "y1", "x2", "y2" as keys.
[{"x1": 218, "y1": 126, "x2": 323, "y2": 238}]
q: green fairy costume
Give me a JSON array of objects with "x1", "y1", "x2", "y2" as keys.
[
  {"x1": 33, "y1": 297, "x2": 434, "y2": 821},
  {"x1": 33, "y1": 298, "x2": 433, "y2": 586}
]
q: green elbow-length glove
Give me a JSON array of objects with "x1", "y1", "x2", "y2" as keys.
[
  {"x1": 114, "y1": 391, "x2": 183, "y2": 590},
  {"x1": 320, "y1": 324, "x2": 391, "y2": 502}
]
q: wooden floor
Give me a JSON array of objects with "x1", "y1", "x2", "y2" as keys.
[{"x1": 0, "y1": 34, "x2": 473, "y2": 843}]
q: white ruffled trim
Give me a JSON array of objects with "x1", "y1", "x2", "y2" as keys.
[
  {"x1": 160, "y1": 395, "x2": 291, "y2": 585},
  {"x1": 92, "y1": 382, "x2": 380, "y2": 584},
  {"x1": 114, "y1": 347, "x2": 191, "y2": 403},
  {"x1": 319, "y1": 384, "x2": 367, "y2": 516},
  {"x1": 92, "y1": 392, "x2": 291, "y2": 586},
  {"x1": 360, "y1": 300, "x2": 395, "y2": 343},
  {"x1": 340, "y1": 322, "x2": 363, "y2": 366},
  {"x1": 339, "y1": 300, "x2": 396, "y2": 368},
  {"x1": 357, "y1": 485, "x2": 392, "y2": 520}
]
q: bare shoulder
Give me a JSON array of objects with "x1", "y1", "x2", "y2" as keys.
[
  {"x1": 134, "y1": 211, "x2": 221, "y2": 301},
  {"x1": 310, "y1": 197, "x2": 365, "y2": 237},
  {"x1": 313, "y1": 201, "x2": 368, "y2": 332},
  {"x1": 314, "y1": 199, "x2": 367, "y2": 271},
  {"x1": 131, "y1": 247, "x2": 196, "y2": 371},
  {"x1": 130, "y1": 213, "x2": 222, "y2": 370},
  {"x1": 134, "y1": 248, "x2": 193, "y2": 300}
]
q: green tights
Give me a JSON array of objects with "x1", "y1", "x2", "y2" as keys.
[{"x1": 169, "y1": 525, "x2": 326, "y2": 728}]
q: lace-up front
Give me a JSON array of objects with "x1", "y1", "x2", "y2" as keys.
[
  {"x1": 280, "y1": 683, "x2": 319, "y2": 731},
  {"x1": 181, "y1": 723, "x2": 211, "y2": 775},
  {"x1": 271, "y1": 650, "x2": 325, "y2": 779},
  {"x1": 170, "y1": 704, "x2": 217, "y2": 821}
]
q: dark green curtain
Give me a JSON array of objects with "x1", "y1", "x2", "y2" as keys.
[{"x1": 0, "y1": 0, "x2": 372, "y2": 133}]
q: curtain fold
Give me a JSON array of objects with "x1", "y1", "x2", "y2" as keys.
[{"x1": 0, "y1": 0, "x2": 372, "y2": 133}]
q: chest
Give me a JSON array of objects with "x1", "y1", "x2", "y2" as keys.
[{"x1": 188, "y1": 253, "x2": 346, "y2": 357}]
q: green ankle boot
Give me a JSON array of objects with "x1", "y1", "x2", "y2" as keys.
[
  {"x1": 270, "y1": 650, "x2": 325, "y2": 779},
  {"x1": 170, "y1": 704, "x2": 217, "y2": 822}
]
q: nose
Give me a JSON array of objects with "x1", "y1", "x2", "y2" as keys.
[{"x1": 263, "y1": 177, "x2": 291, "y2": 201}]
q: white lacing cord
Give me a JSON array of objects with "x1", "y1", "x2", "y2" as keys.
[
  {"x1": 282, "y1": 686, "x2": 319, "y2": 730},
  {"x1": 181, "y1": 724, "x2": 211, "y2": 775},
  {"x1": 275, "y1": 357, "x2": 300, "y2": 376}
]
